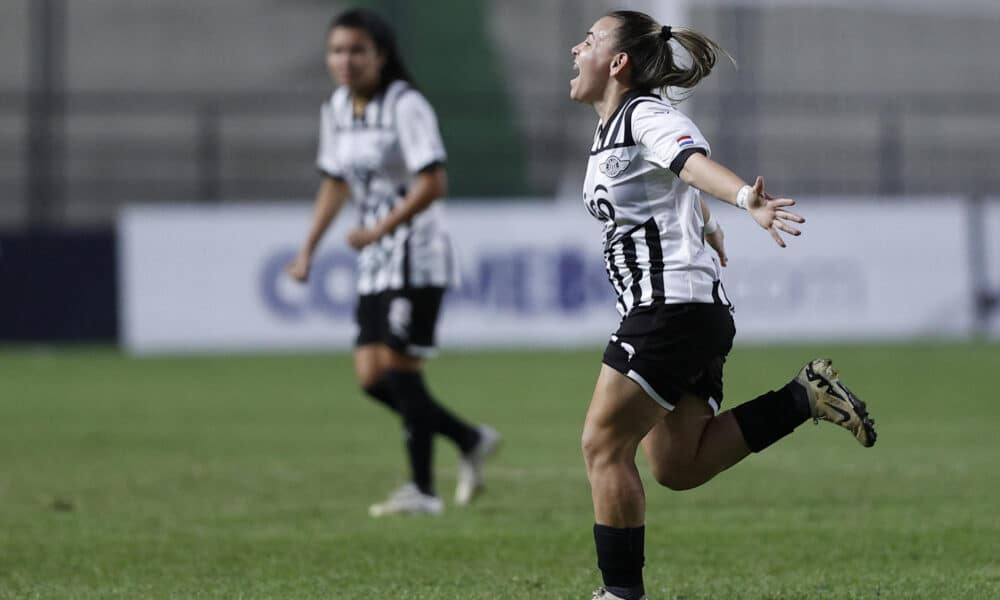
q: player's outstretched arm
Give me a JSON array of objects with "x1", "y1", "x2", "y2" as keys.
[
  {"x1": 287, "y1": 176, "x2": 350, "y2": 282},
  {"x1": 680, "y1": 152, "x2": 804, "y2": 248},
  {"x1": 347, "y1": 165, "x2": 447, "y2": 250}
]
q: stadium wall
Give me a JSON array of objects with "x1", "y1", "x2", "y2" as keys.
[
  {"x1": 117, "y1": 198, "x2": 997, "y2": 355},
  {"x1": 0, "y1": 229, "x2": 117, "y2": 341}
]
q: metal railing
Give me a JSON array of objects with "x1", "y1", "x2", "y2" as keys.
[{"x1": 3, "y1": 89, "x2": 1000, "y2": 229}]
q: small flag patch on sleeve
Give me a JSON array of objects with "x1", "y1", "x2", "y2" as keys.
[{"x1": 677, "y1": 135, "x2": 694, "y2": 148}]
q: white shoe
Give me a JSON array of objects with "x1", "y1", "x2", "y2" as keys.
[
  {"x1": 455, "y1": 425, "x2": 501, "y2": 506},
  {"x1": 592, "y1": 588, "x2": 646, "y2": 600},
  {"x1": 368, "y1": 483, "x2": 443, "y2": 517},
  {"x1": 795, "y1": 358, "x2": 877, "y2": 447}
]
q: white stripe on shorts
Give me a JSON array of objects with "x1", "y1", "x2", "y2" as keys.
[
  {"x1": 406, "y1": 344, "x2": 437, "y2": 359},
  {"x1": 626, "y1": 369, "x2": 675, "y2": 411},
  {"x1": 626, "y1": 369, "x2": 721, "y2": 415}
]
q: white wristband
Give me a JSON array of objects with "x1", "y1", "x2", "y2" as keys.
[
  {"x1": 736, "y1": 185, "x2": 753, "y2": 210},
  {"x1": 703, "y1": 215, "x2": 720, "y2": 235}
]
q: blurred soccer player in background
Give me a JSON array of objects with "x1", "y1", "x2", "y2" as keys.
[
  {"x1": 287, "y1": 8, "x2": 499, "y2": 517},
  {"x1": 569, "y1": 10, "x2": 877, "y2": 599}
]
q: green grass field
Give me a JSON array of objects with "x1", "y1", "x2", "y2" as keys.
[{"x1": 2, "y1": 343, "x2": 999, "y2": 599}]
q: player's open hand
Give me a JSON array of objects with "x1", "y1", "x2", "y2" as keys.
[
  {"x1": 286, "y1": 252, "x2": 312, "y2": 282},
  {"x1": 347, "y1": 227, "x2": 380, "y2": 250},
  {"x1": 706, "y1": 226, "x2": 728, "y2": 267},
  {"x1": 747, "y1": 176, "x2": 805, "y2": 248}
]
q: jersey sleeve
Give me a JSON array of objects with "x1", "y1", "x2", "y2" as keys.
[
  {"x1": 631, "y1": 102, "x2": 711, "y2": 176},
  {"x1": 316, "y1": 101, "x2": 345, "y2": 180},
  {"x1": 395, "y1": 90, "x2": 447, "y2": 174}
]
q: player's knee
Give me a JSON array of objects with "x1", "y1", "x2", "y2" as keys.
[
  {"x1": 649, "y1": 462, "x2": 703, "y2": 491},
  {"x1": 355, "y1": 359, "x2": 385, "y2": 390},
  {"x1": 581, "y1": 425, "x2": 628, "y2": 474},
  {"x1": 383, "y1": 348, "x2": 421, "y2": 371},
  {"x1": 357, "y1": 372, "x2": 383, "y2": 391},
  {"x1": 580, "y1": 426, "x2": 603, "y2": 471},
  {"x1": 651, "y1": 466, "x2": 690, "y2": 490}
]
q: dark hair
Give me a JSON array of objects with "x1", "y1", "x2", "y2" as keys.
[
  {"x1": 328, "y1": 8, "x2": 416, "y2": 92},
  {"x1": 607, "y1": 10, "x2": 734, "y2": 100}
]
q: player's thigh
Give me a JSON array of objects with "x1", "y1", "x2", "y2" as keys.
[
  {"x1": 640, "y1": 391, "x2": 714, "y2": 470},
  {"x1": 354, "y1": 292, "x2": 386, "y2": 387},
  {"x1": 583, "y1": 364, "x2": 668, "y2": 464},
  {"x1": 379, "y1": 344, "x2": 423, "y2": 372},
  {"x1": 354, "y1": 344, "x2": 389, "y2": 388}
]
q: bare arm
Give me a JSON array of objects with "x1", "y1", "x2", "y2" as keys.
[
  {"x1": 287, "y1": 176, "x2": 350, "y2": 282},
  {"x1": 682, "y1": 153, "x2": 747, "y2": 208},
  {"x1": 346, "y1": 165, "x2": 447, "y2": 249},
  {"x1": 680, "y1": 153, "x2": 804, "y2": 247}
]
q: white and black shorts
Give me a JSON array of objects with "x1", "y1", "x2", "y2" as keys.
[
  {"x1": 355, "y1": 287, "x2": 445, "y2": 358},
  {"x1": 602, "y1": 303, "x2": 735, "y2": 414}
]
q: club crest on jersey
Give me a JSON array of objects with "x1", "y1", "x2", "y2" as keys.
[{"x1": 599, "y1": 156, "x2": 630, "y2": 178}]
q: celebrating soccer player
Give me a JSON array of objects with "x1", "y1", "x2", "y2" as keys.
[{"x1": 570, "y1": 10, "x2": 877, "y2": 599}]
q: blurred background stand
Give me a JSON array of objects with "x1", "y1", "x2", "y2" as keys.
[{"x1": 0, "y1": 0, "x2": 998, "y2": 344}]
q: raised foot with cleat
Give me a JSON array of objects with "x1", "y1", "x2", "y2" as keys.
[
  {"x1": 795, "y1": 358, "x2": 877, "y2": 447},
  {"x1": 455, "y1": 425, "x2": 501, "y2": 506}
]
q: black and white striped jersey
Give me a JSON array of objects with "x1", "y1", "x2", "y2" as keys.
[
  {"x1": 317, "y1": 79, "x2": 457, "y2": 295},
  {"x1": 582, "y1": 91, "x2": 731, "y2": 317}
]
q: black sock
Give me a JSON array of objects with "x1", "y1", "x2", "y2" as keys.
[
  {"x1": 731, "y1": 381, "x2": 811, "y2": 453},
  {"x1": 594, "y1": 524, "x2": 645, "y2": 600},
  {"x1": 389, "y1": 369, "x2": 480, "y2": 454},
  {"x1": 436, "y1": 404, "x2": 481, "y2": 455},
  {"x1": 362, "y1": 380, "x2": 399, "y2": 413},
  {"x1": 383, "y1": 369, "x2": 438, "y2": 496},
  {"x1": 787, "y1": 380, "x2": 812, "y2": 420}
]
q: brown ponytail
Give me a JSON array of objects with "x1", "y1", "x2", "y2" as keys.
[{"x1": 608, "y1": 10, "x2": 735, "y2": 100}]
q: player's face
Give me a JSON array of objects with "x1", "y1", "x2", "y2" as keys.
[
  {"x1": 570, "y1": 17, "x2": 619, "y2": 104},
  {"x1": 326, "y1": 26, "x2": 386, "y2": 94}
]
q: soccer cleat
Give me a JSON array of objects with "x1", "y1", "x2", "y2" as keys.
[
  {"x1": 368, "y1": 483, "x2": 443, "y2": 517},
  {"x1": 455, "y1": 425, "x2": 501, "y2": 506},
  {"x1": 591, "y1": 588, "x2": 646, "y2": 600},
  {"x1": 795, "y1": 358, "x2": 877, "y2": 447}
]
